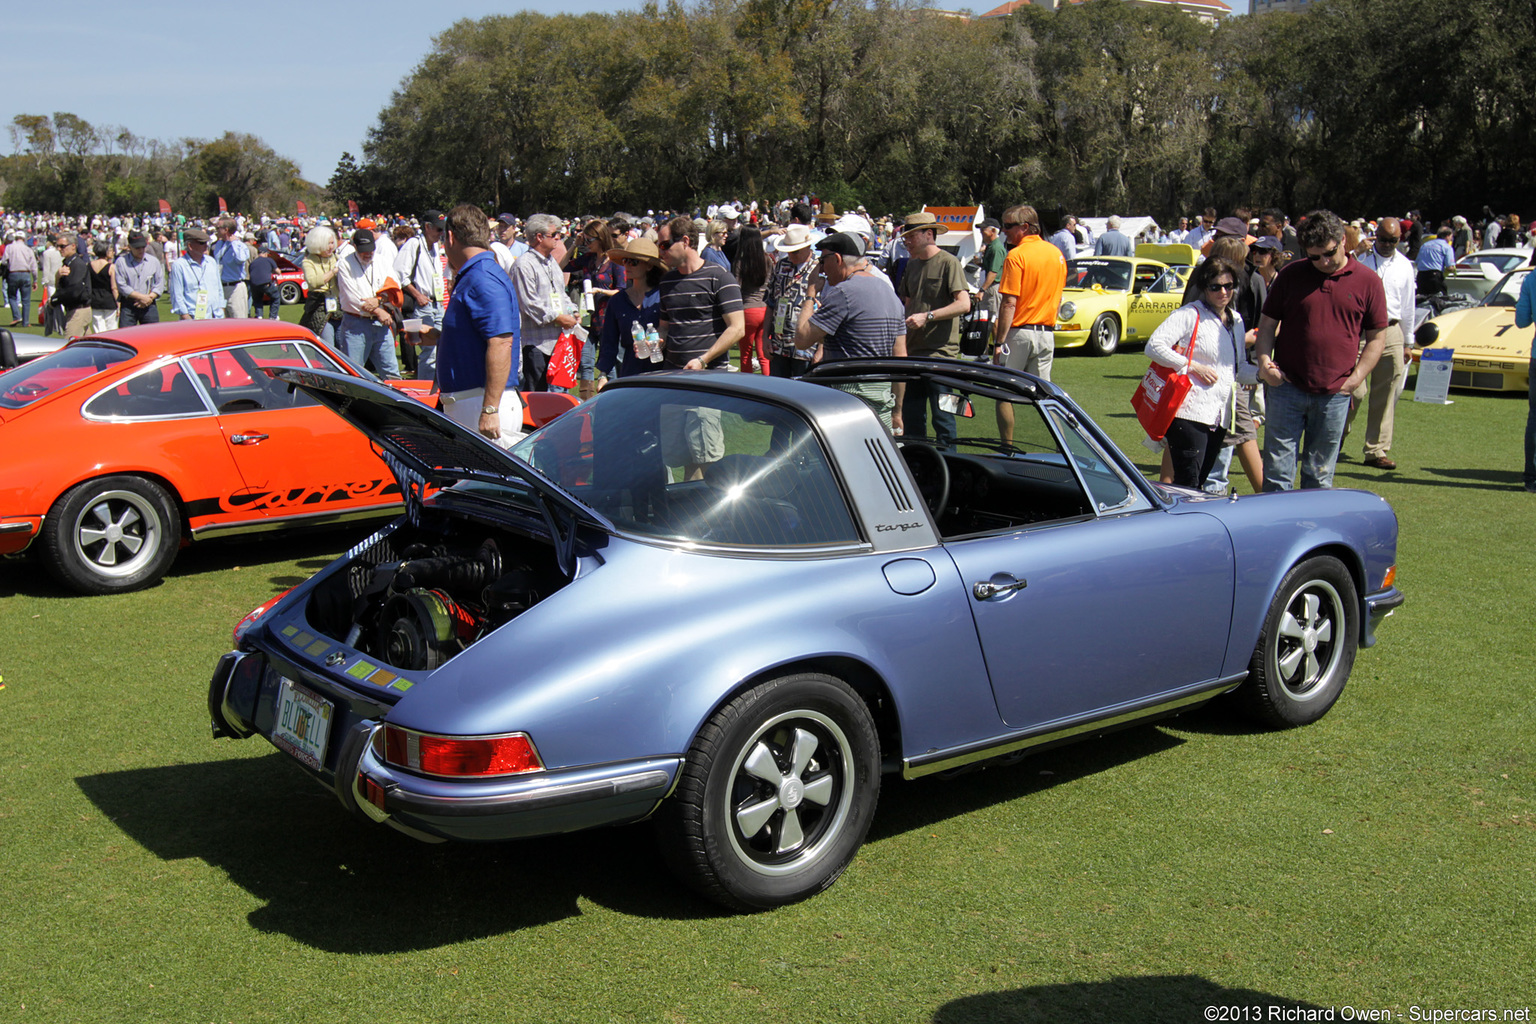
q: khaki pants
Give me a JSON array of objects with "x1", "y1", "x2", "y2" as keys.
[
  {"x1": 1345, "y1": 323, "x2": 1406, "y2": 458},
  {"x1": 63, "y1": 306, "x2": 92, "y2": 337}
]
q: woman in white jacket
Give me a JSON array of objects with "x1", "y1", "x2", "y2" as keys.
[{"x1": 1145, "y1": 257, "x2": 1259, "y2": 489}]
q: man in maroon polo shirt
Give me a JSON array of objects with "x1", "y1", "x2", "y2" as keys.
[{"x1": 1252, "y1": 209, "x2": 1388, "y2": 490}]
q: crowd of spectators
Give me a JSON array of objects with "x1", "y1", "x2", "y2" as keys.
[{"x1": 3, "y1": 197, "x2": 1530, "y2": 491}]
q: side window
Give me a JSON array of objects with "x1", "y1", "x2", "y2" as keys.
[
  {"x1": 1145, "y1": 269, "x2": 1180, "y2": 294},
  {"x1": 1047, "y1": 407, "x2": 1151, "y2": 514},
  {"x1": 189, "y1": 342, "x2": 329, "y2": 414},
  {"x1": 84, "y1": 362, "x2": 208, "y2": 419}
]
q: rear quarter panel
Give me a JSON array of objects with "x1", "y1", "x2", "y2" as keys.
[{"x1": 389, "y1": 535, "x2": 1000, "y2": 772}]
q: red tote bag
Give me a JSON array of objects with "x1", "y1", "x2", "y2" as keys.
[{"x1": 1130, "y1": 315, "x2": 1199, "y2": 442}]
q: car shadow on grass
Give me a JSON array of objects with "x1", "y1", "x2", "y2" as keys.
[
  {"x1": 869, "y1": 723, "x2": 1186, "y2": 843},
  {"x1": 76, "y1": 753, "x2": 720, "y2": 953},
  {"x1": 931, "y1": 975, "x2": 1323, "y2": 1024}
]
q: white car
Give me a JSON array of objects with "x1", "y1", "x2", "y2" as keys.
[{"x1": 1443, "y1": 248, "x2": 1533, "y2": 302}]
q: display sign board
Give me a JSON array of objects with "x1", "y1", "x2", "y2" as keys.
[{"x1": 1414, "y1": 347, "x2": 1455, "y2": 404}]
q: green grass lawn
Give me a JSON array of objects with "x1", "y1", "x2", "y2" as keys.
[{"x1": 1, "y1": 345, "x2": 1532, "y2": 1022}]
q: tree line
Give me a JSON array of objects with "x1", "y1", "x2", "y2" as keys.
[
  {"x1": 1, "y1": 115, "x2": 322, "y2": 217},
  {"x1": 6, "y1": 0, "x2": 1530, "y2": 228},
  {"x1": 349, "y1": 0, "x2": 1536, "y2": 227}
]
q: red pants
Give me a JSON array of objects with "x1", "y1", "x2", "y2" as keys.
[{"x1": 739, "y1": 306, "x2": 768, "y2": 374}]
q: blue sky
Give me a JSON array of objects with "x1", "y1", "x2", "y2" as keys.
[{"x1": 9, "y1": 0, "x2": 635, "y2": 185}]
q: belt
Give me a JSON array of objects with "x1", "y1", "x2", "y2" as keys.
[
  {"x1": 1016, "y1": 322, "x2": 1054, "y2": 330},
  {"x1": 222, "y1": 279, "x2": 247, "y2": 286},
  {"x1": 1388, "y1": 318, "x2": 1400, "y2": 326}
]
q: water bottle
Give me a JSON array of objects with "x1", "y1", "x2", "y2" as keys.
[
  {"x1": 632, "y1": 320, "x2": 647, "y2": 360},
  {"x1": 646, "y1": 325, "x2": 663, "y2": 363}
]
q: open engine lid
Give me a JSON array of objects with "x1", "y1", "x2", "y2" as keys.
[{"x1": 271, "y1": 367, "x2": 613, "y2": 537}]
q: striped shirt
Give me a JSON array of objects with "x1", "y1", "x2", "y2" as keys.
[{"x1": 658, "y1": 263, "x2": 742, "y2": 368}]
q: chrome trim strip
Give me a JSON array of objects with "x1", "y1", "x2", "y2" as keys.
[
  {"x1": 0, "y1": 522, "x2": 35, "y2": 534},
  {"x1": 381, "y1": 765, "x2": 678, "y2": 817},
  {"x1": 902, "y1": 675, "x2": 1245, "y2": 780},
  {"x1": 189, "y1": 504, "x2": 398, "y2": 539}
]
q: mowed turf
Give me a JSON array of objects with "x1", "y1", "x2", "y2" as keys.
[{"x1": 0, "y1": 343, "x2": 1531, "y2": 1023}]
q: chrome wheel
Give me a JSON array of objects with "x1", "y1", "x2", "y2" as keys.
[
  {"x1": 1271, "y1": 580, "x2": 1345, "y2": 699},
  {"x1": 1088, "y1": 313, "x2": 1120, "y2": 356},
  {"x1": 656, "y1": 673, "x2": 880, "y2": 911},
  {"x1": 725, "y1": 709, "x2": 854, "y2": 877},
  {"x1": 43, "y1": 476, "x2": 181, "y2": 594},
  {"x1": 1241, "y1": 556, "x2": 1358, "y2": 727}
]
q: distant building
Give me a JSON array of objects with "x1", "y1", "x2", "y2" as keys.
[
  {"x1": 976, "y1": 0, "x2": 1232, "y2": 25},
  {"x1": 1251, "y1": 0, "x2": 1311, "y2": 12}
]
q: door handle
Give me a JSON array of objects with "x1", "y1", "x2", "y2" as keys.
[
  {"x1": 230, "y1": 433, "x2": 269, "y2": 445},
  {"x1": 973, "y1": 576, "x2": 1027, "y2": 600}
]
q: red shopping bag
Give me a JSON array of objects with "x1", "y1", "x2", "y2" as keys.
[
  {"x1": 547, "y1": 331, "x2": 583, "y2": 390},
  {"x1": 1130, "y1": 316, "x2": 1198, "y2": 442}
]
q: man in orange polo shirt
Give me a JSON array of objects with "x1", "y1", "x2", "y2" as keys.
[
  {"x1": 991, "y1": 204, "x2": 1066, "y2": 443},
  {"x1": 992, "y1": 204, "x2": 1066, "y2": 381}
]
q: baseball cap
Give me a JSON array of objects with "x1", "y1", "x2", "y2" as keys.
[
  {"x1": 351, "y1": 229, "x2": 376, "y2": 252},
  {"x1": 815, "y1": 231, "x2": 865, "y2": 259}
]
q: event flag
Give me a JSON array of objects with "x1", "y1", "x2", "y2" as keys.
[
  {"x1": 296, "y1": 201, "x2": 308, "y2": 216},
  {"x1": 157, "y1": 199, "x2": 172, "y2": 215},
  {"x1": 217, "y1": 196, "x2": 228, "y2": 214},
  {"x1": 347, "y1": 200, "x2": 359, "y2": 216}
]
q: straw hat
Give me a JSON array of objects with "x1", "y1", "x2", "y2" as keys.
[
  {"x1": 899, "y1": 211, "x2": 947, "y2": 237},
  {"x1": 607, "y1": 236, "x2": 664, "y2": 267}
]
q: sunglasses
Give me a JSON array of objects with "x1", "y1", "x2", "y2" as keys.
[
  {"x1": 1307, "y1": 243, "x2": 1341, "y2": 263},
  {"x1": 617, "y1": 258, "x2": 646, "y2": 267},
  {"x1": 1002, "y1": 221, "x2": 1023, "y2": 230},
  {"x1": 1206, "y1": 281, "x2": 1236, "y2": 292},
  {"x1": 659, "y1": 237, "x2": 684, "y2": 249}
]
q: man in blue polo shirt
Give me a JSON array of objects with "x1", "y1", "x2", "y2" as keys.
[{"x1": 439, "y1": 203, "x2": 523, "y2": 448}]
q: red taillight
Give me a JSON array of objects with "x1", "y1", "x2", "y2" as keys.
[
  {"x1": 383, "y1": 726, "x2": 543, "y2": 778},
  {"x1": 233, "y1": 586, "x2": 296, "y2": 644}
]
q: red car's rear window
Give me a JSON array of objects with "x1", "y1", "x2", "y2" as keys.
[{"x1": 0, "y1": 342, "x2": 135, "y2": 410}]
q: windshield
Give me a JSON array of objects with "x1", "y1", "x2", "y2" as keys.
[
  {"x1": 1065, "y1": 259, "x2": 1132, "y2": 292},
  {"x1": 507, "y1": 386, "x2": 861, "y2": 550},
  {"x1": 1458, "y1": 252, "x2": 1529, "y2": 273},
  {"x1": 1484, "y1": 269, "x2": 1529, "y2": 307},
  {"x1": 1, "y1": 341, "x2": 135, "y2": 410}
]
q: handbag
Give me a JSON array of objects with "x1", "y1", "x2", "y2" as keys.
[
  {"x1": 1131, "y1": 313, "x2": 1199, "y2": 442},
  {"x1": 547, "y1": 331, "x2": 583, "y2": 390}
]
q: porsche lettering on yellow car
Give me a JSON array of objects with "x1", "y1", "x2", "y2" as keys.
[{"x1": 1054, "y1": 244, "x2": 1195, "y2": 357}]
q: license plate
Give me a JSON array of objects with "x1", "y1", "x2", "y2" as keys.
[{"x1": 272, "y1": 678, "x2": 334, "y2": 771}]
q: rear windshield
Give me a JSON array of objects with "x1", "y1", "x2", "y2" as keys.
[
  {"x1": 511, "y1": 386, "x2": 862, "y2": 551},
  {"x1": 1, "y1": 342, "x2": 135, "y2": 410},
  {"x1": 1066, "y1": 259, "x2": 1131, "y2": 292}
]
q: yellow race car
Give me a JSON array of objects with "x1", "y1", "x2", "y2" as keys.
[
  {"x1": 1054, "y1": 243, "x2": 1195, "y2": 356},
  {"x1": 1412, "y1": 267, "x2": 1532, "y2": 392}
]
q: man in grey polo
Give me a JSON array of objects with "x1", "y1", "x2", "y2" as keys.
[
  {"x1": 511, "y1": 213, "x2": 578, "y2": 392},
  {"x1": 114, "y1": 231, "x2": 166, "y2": 326},
  {"x1": 795, "y1": 231, "x2": 907, "y2": 428},
  {"x1": 5, "y1": 230, "x2": 39, "y2": 327}
]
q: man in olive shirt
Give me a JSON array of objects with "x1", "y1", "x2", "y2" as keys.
[{"x1": 897, "y1": 211, "x2": 970, "y2": 445}]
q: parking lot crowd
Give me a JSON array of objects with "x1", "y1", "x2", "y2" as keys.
[{"x1": 2, "y1": 199, "x2": 1530, "y2": 489}]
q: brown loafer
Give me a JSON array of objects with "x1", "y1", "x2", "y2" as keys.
[{"x1": 1363, "y1": 456, "x2": 1397, "y2": 470}]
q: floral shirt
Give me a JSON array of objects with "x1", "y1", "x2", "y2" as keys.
[{"x1": 763, "y1": 254, "x2": 818, "y2": 358}]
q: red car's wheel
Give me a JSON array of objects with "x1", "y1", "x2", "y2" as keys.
[{"x1": 41, "y1": 476, "x2": 182, "y2": 594}]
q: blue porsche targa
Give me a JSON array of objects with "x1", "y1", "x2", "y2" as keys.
[{"x1": 208, "y1": 358, "x2": 1402, "y2": 911}]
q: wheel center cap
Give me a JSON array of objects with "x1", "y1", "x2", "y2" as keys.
[
  {"x1": 780, "y1": 777, "x2": 805, "y2": 809},
  {"x1": 105, "y1": 524, "x2": 123, "y2": 543},
  {"x1": 1303, "y1": 630, "x2": 1317, "y2": 653}
]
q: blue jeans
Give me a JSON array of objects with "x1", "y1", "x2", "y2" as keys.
[
  {"x1": 901, "y1": 379, "x2": 957, "y2": 446},
  {"x1": 119, "y1": 302, "x2": 160, "y2": 326},
  {"x1": 339, "y1": 313, "x2": 400, "y2": 379},
  {"x1": 1261, "y1": 382, "x2": 1350, "y2": 491},
  {"x1": 1525, "y1": 359, "x2": 1536, "y2": 488},
  {"x1": 7, "y1": 273, "x2": 31, "y2": 324}
]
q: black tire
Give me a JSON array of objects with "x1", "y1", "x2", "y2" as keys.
[
  {"x1": 41, "y1": 476, "x2": 182, "y2": 594},
  {"x1": 1239, "y1": 556, "x2": 1359, "y2": 727},
  {"x1": 279, "y1": 283, "x2": 300, "y2": 305},
  {"x1": 657, "y1": 673, "x2": 881, "y2": 911},
  {"x1": 1087, "y1": 313, "x2": 1120, "y2": 356}
]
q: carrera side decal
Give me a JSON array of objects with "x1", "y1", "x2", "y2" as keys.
[{"x1": 184, "y1": 479, "x2": 402, "y2": 519}]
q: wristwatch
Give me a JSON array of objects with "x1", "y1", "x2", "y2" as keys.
[
  {"x1": 925, "y1": 310, "x2": 934, "y2": 325},
  {"x1": 481, "y1": 404, "x2": 499, "y2": 414}
]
